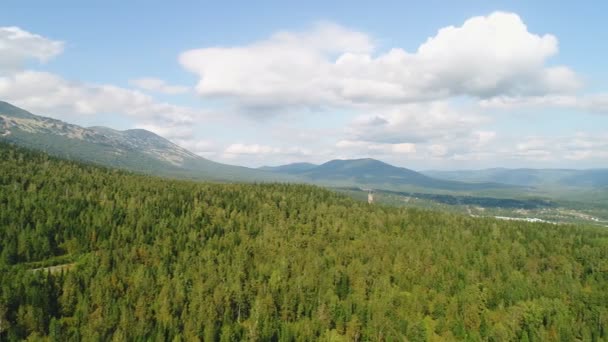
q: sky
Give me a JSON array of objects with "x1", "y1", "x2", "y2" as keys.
[{"x1": 1, "y1": 0, "x2": 608, "y2": 170}]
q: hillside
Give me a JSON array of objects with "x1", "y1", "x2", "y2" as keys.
[
  {"x1": 0, "y1": 101, "x2": 293, "y2": 183},
  {"x1": 1, "y1": 143, "x2": 607, "y2": 341},
  {"x1": 424, "y1": 168, "x2": 608, "y2": 188},
  {"x1": 269, "y1": 158, "x2": 516, "y2": 191},
  {"x1": 259, "y1": 162, "x2": 318, "y2": 173},
  {"x1": 0, "y1": 101, "x2": 522, "y2": 192}
]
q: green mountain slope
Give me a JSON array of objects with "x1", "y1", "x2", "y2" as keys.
[
  {"x1": 259, "y1": 162, "x2": 318, "y2": 173},
  {"x1": 0, "y1": 101, "x2": 294, "y2": 182},
  {"x1": 0, "y1": 101, "x2": 519, "y2": 192},
  {"x1": 1, "y1": 143, "x2": 607, "y2": 341},
  {"x1": 270, "y1": 158, "x2": 517, "y2": 191}
]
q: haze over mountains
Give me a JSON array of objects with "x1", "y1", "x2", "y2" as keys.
[
  {"x1": 1, "y1": 100, "x2": 606, "y2": 193},
  {"x1": 424, "y1": 168, "x2": 608, "y2": 189}
]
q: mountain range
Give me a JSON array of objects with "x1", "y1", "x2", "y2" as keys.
[
  {"x1": 2, "y1": 100, "x2": 606, "y2": 193},
  {"x1": 423, "y1": 168, "x2": 608, "y2": 189},
  {"x1": 260, "y1": 159, "x2": 515, "y2": 191},
  {"x1": 0, "y1": 101, "x2": 293, "y2": 183}
]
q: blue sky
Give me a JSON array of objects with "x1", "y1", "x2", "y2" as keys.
[{"x1": 1, "y1": 1, "x2": 607, "y2": 169}]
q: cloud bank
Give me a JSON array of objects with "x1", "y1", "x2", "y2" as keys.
[
  {"x1": 0, "y1": 14, "x2": 606, "y2": 168},
  {"x1": 180, "y1": 12, "x2": 580, "y2": 112},
  {"x1": 0, "y1": 26, "x2": 202, "y2": 140}
]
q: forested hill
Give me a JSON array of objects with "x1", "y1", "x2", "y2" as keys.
[
  {"x1": 0, "y1": 101, "x2": 293, "y2": 183},
  {"x1": 260, "y1": 158, "x2": 515, "y2": 191},
  {"x1": 1, "y1": 142, "x2": 607, "y2": 341}
]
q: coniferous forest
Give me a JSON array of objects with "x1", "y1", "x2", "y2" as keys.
[{"x1": 1, "y1": 142, "x2": 607, "y2": 341}]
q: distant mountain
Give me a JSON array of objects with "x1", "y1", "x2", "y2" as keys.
[
  {"x1": 424, "y1": 168, "x2": 608, "y2": 188},
  {"x1": 259, "y1": 162, "x2": 318, "y2": 173},
  {"x1": 268, "y1": 158, "x2": 516, "y2": 191},
  {"x1": 6, "y1": 100, "x2": 586, "y2": 192},
  {"x1": 559, "y1": 169, "x2": 608, "y2": 188},
  {"x1": 0, "y1": 101, "x2": 293, "y2": 182}
]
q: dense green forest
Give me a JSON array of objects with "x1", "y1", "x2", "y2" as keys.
[{"x1": 1, "y1": 142, "x2": 607, "y2": 341}]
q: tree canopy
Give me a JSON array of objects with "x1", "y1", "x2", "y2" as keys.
[{"x1": 1, "y1": 142, "x2": 607, "y2": 341}]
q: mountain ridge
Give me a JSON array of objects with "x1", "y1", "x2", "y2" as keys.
[
  {"x1": 1, "y1": 100, "x2": 557, "y2": 192},
  {"x1": 0, "y1": 101, "x2": 294, "y2": 182},
  {"x1": 259, "y1": 162, "x2": 318, "y2": 173},
  {"x1": 423, "y1": 168, "x2": 608, "y2": 188},
  {"x1": 264, "y1": 158, "x2": 518, "y2": 191}
]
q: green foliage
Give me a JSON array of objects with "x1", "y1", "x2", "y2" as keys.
[{"x1": 1, "y1": 142, "x2": 607, "y2": 341}]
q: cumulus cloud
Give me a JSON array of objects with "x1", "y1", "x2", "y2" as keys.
[
  {"x1": 0, "y1": 26, "x2": 203, "y2": 142},
  {"x1": 180, "y1": 12, "x2": 580, "y2": 112},
  {"x1": 321, "y1": 128, "x2": 608, "y2": 168},
  {"x1": 346, "y1": 102, "x2": 485, "y2": 144},
  {"x1": 225, "y1": 143, "x2": 282, "y2": 155},
  {"x1": 513, "y1": 134, "x2": 608, "y2": 161},
  {"x1": 0, "y1": 71, "x2": 200, "y2": 127},
  {"x1": 1, "y1": 24, "x2": 603, "y2": 169},
  {"x1": 222, "y1": 143, "x2": 312, "y2": 161},
  {"x1": 428, "y1": 144, "x2": 449, "y2": 157},
  {"x1": 480, "y1": 93, "x2": 608, "y2": 114},
  {"x1": 129, "y1": 77, "x2": 189, "y2": 95},
  {"x1": 0, "y1": 69, "x2": 208, "y2": 152},
  {"x1": 336, "y1": 140, "x2": 416, "y2": 155},
  {"x1": 410, "y1": 14, "x2": 580, "y2": 97},
  {"x1": 0, "y1": 26, "x2": 63, "y2": 74},
  {"x1": 474, "y1": 131, "x2": 497, "y2": 146},
  {"x1": 180, "y1": 22, "x2": 373, "y2": 110},
  {"x1": 442, "y1": 132, "x2": 608, "y2": 166},
  {"x1": 327, "y1": 101, "x2": 503, "y2": 165}
]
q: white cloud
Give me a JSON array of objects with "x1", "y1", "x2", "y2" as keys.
[
  {"x1": 346, "y1": 101, "x2": 485, "y2": 144},
  {"x1": 129, "y1": 77, "x2": 189, "y2": 95},
  {"x1": 0, "y1": 26, "x2": 202, "y2": 141},
  {"x1": 330, "y1": 101, "x2": 502, "y2": 165},
  {"x1": 428, "y1": 144, "x2": 448, "y2": 157},
  {"x1": 0, "y1": 70, "x2": 206, "y2": 143},
  {"x1": 450, "y1": 133, "x2": 608, "y2": 165},
  {"x1": 474, "y1": 131, "x2": 497, "y2": 146},
  {"x1": 1, "y1": 24, "x2": 603, "y2": 169},
  {"x1": 225, "y1": 143, "x2": 282, "y2": 155},
  {"x1": 410, "y1": 13, "x2": 580, "y2": 97},
  {"x1": 0, "y1": 26, "x2": 63, "y2": 74},
  {"x1": 480, "y1": 93, "x2": 608, "y2": 114},
  {"x1": 222, "y1": 143, "x2": 312, "y2": 161},
  {"x1": 336, "y1": 139, "x2": 416, "y2": 155},
  {"x1": 392, "y1": 143, "x2": 417, "y2": 154},
  {"x1": 180, "y1": 12, "x2": 580, "y2": 112},
  {"x1": 330, "y1": 130, "x2": 608, "y2": 168},
  {"x1": 520, "y1": 134, "x2": 608, "y2": 161},
  {"x1": 0, "y1": 70, "x2": 199, "y2": 120},
  {"x1": 180, "y1": 22, "x2": 373, "y2": 110}
]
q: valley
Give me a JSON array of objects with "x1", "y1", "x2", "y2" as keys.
[{"x1": 336, "y1": 187, "x2": 608, "y2": 226}]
